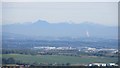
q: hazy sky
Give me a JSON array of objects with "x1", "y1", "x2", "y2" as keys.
[
  {"x1": 2, "y1": 2, "x2": 118, "y2": 26},
  {"x1": 1, "y1": 0, "x2": 120, "y2": 2}
]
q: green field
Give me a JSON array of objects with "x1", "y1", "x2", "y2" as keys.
[{"x1": 2, "y1": 54, "x2": 118, "y2": 65}]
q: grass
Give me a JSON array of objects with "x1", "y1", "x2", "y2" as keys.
[{"x1": 2, "y1": 54, "x2": 118, "y2": 64}]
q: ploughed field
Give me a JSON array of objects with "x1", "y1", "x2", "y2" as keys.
[{"x1": 2, "y1": 54, "x2": 117, "y2": 65}]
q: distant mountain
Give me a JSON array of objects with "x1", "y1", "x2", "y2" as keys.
[{"x1": 2, "y1": 19, "x2": 118, "y2": 39}]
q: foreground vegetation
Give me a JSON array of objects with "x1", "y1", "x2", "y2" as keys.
[{"x1": 2, "y1": 54, "x2": 117, "y2": 66}]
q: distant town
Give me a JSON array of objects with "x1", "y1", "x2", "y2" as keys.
[{"x1": 33, "y1": 46, "x2": 118, "y2": 56}]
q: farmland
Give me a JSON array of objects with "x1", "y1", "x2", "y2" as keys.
[{"x1": 2, "y1": 54, "x2": 118, "y2": 65}]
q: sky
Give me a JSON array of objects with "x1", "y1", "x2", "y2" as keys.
[
  {"x1": 2, "y1": 2, "x2": 118, "y2": 26},
  {"x1": 1, "y1": 0, "x2": 120, "y2": 2},
  {"x1": 0, "y1": 2, "x2": 2, "y2": 25}
]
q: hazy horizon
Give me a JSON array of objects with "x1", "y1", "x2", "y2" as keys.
[{"x1": 1, "y1": 19, "x2": 118, "y2": 27}]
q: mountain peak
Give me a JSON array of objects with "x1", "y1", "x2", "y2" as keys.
[{"x1": 33, "y1": 19, "x2": 49, "y2": 24}]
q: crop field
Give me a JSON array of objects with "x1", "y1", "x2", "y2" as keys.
[{"x1": 2, "y1": 54, "x2": 118, "y2": 65}]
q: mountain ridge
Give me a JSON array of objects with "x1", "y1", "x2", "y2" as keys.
[
  {"x1": 3, "y1": 19, "x2": 118, "y2": 27},
  {"x1": 2, "y1": 19, "x2": 118, "y2": 39}
]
